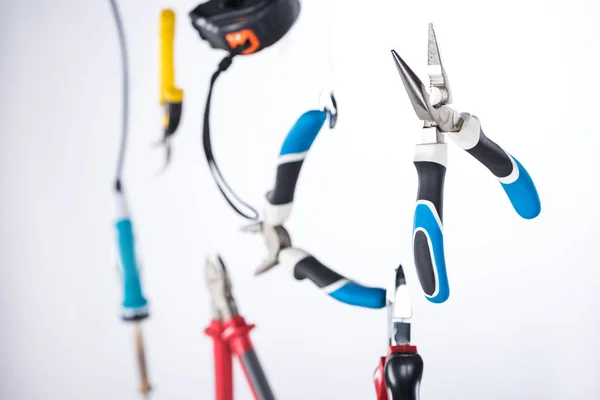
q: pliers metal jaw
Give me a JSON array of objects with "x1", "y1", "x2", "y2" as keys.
[
  {"x1": 374, "y1": 266, "x2": 423, "y2": 400},
  {"x1": 241, "y1": 222, "x2": 292, "y2": 275},
  {"x1": 319, "y1": 90, "x2": 338, "y2": 129},
  {"x1": 426, "y1": 24, "x2": 452, "y2": 110},
  {"x1": 387, "y1": 266, "x2": 412, "y2": 346},
  {"x1": 205, "y1": 254, "x2": 239, "y2": 320},
  {"x1": 391, "y1": 39, "x2": 463, "y2": 134},
  {"x1": 391, "y1": 23, "x2": 541, "y2": 304}
]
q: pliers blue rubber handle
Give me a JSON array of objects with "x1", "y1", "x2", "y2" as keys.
[
  {"x1": 247, "y1": 109, "x2": 386, "y2": 309},
  {"x1": 392, "y1": 24, "x2": 541, "y2": 304}
]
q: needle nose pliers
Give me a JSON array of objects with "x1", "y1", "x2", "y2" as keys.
[{"x1": 391, "y1": 24, "x2": 541, "y2": 303}]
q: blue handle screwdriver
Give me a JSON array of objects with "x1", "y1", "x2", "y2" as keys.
[
  {"x1": 108, "y1": 0, "x2": 152, "y2": 396},
  {"x1": 115, "y1": 184, "x2": 151, "y2": 397}
]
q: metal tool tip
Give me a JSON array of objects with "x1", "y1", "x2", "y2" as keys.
[
  {"x1": 428, "y1": 23, "x2": 435, "y2": 43},
  {"x1": 390, "y1": 50, "x2": 415, "y2": 79},
  {"x1": 392, "y1": 50, "x2": 408, "y2": 75},
  {"x1": 205, "y1": 254, "x2": 227, "y2": 282},
  {"x1": 240, "y1": 222, "x2": 262, "y2": 234},
  {"x1": 390, "y1": 49, "x2": 432, "y2": 122},
  {"x1": 428, "y1": 24, "x2": 442, "y2": 67},
  {"x1": 391, "y1": 266, "x2": 412, "y2": 321},
  {"x1": 395, "y1": 265, "x2": 407, "y2": 287},
  {"x1": 253, "y1": 264, "x2": 272, "y2": 276},
  {"x1": 428, "y1": 23, "x2": 437, "y2": 40}
]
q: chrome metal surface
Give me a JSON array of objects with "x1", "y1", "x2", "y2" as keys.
[
  {"x1": 387, "y1": 266, "x2": 412, "y2": 346},
  {"x1": 428, "y1": 23, "x2": 453, "y2": 106},
  {"x1": 242, "y1": 222, "x2": 292, "y2": 275},
  {"x1": 392, "y1": 24, "x2": 463, "y2": 133},
  {"x1": 391, "y1": 49, "x2": 463, "y2": 133},
  {"x1": 205, "y1": 254, "x2": 239, "y2": 320}
]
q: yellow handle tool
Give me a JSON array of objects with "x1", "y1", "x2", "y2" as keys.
[{"x1": 159, "y1": 9, "x2": 183, "y2": 164}]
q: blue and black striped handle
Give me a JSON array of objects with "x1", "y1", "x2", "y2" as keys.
[
  {"x1": 413, "y1": 115, "x2": 541, "y2": 304},
  {"x1": 450, "y1": 114, "x2": 541, "y2": 219},
  {"x1": 115, "y1": 192, "x2": 149, "y2": 321},
  {"x1": 263, "y1": 109, "x2": 327, "y2": 226},
  {"x1": 260, "y1": 110, "x2": 385, "y2": 308},
  {"x1": 279, "y1": 247, "x2": 387, "y2": 309},
  {"x1": 413, "y1": 142, "x2": 449, "y2": 303}
]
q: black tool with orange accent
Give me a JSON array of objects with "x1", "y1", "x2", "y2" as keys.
[
  {"x1": 189, "y1": 0, "x2": 300, "y2": 55},
  {"x1": 187, "y1": 0, "x2": 302, "y2": 221}
]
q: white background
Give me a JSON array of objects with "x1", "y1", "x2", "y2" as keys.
[{"x1": 1, "y1": 0, "x2": 599, "y2": 399}]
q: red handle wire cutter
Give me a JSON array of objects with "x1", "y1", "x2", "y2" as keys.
[{"x1": 204, "y1": 254, "x2": 277, "y2": 400}]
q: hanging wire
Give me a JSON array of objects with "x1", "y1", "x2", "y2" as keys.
[
  {"x1": 325, "y1": 0, "x2": 336, "y2": 91},
  {"x1": 108, "y1": 0, "x2": 130, "y2": 191},
  {"x1": 319, "y1": 0, "x2": 339, "y2": 128}
]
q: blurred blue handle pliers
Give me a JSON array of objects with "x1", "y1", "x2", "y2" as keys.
[
  {"x1": 391, "y1": 24, "x2": 541, "y2": 304},
  {"x1": 242, "y1": 95, "x2": 387, "y2": 310}
]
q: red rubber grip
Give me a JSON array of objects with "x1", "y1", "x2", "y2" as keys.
[
  {"x1": 205, "y1": 320, "x2": 233, "y2": 400},
  {"x1": 222, "y1": 316, "x2": 260, "y2": 400},
  {"x1": 389, "y1": 345, "x2": 418, "y2": 355},
  {"x1": 222, "y1": 316, "x2": 256, "y2": 355},
  {"x1": 374, "y1": 356, "x2": 390, "y2": 400}
]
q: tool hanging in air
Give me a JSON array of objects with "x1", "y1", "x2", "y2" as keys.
[
  {"x1": 391, "y1": 24, "x2": 541, "y2": 303},
  {"x1": 242, "y1": 106, "x2": 385, "y2": 309},
  {"x1": 373, "y1": 266, "x2": 423, "y2": 400},
  {"x1": 108, "y1": 0, "x2": 152, "y2": 397},
  {"x1": 204, "y1": 254, "x2": 276, "y2": 400},
  {"x1": 157, "y1": 9, "x2": 184, "y2": 169},
  {"x1": 319, "y1": 0, "x2": 338, "y2": 129},
  {"x1": 189, "y1": 0, "x2": 300, "y2": 54},
  {"x1": 186, "y1": 0, "x2": 301, "y2": 221}
]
